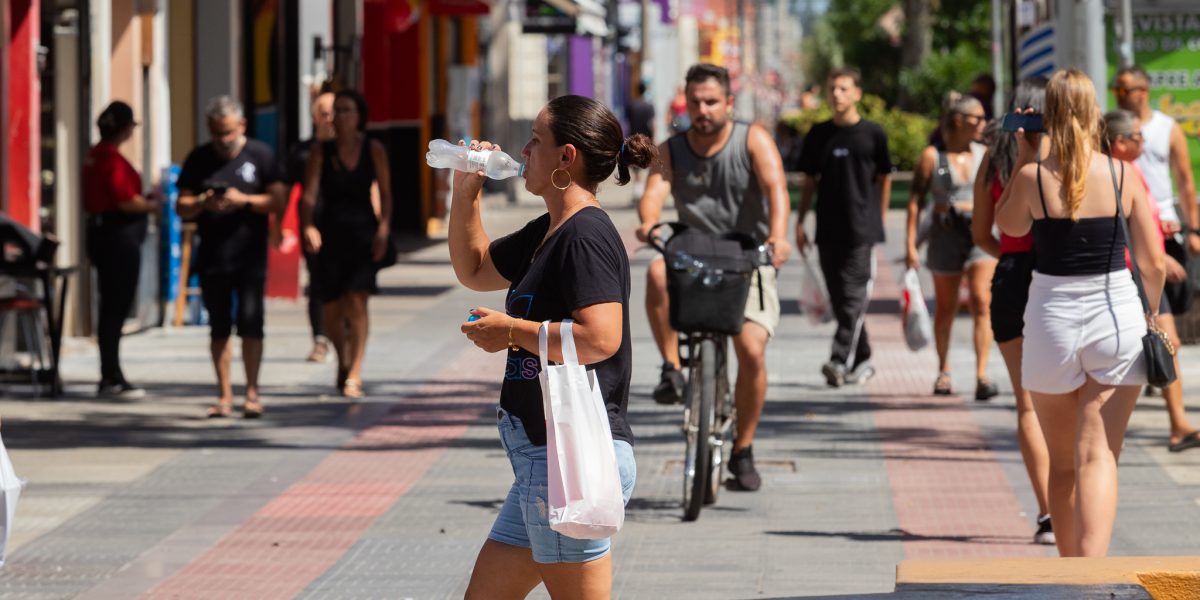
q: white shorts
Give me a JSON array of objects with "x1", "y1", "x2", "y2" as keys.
[{"x1": 1021, "y1": 270, "x2": 1147, "y2": 394}]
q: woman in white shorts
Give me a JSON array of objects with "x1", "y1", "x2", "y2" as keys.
[{"x1": 995, "y1": 69, "x2": 1166, "y2": 557}]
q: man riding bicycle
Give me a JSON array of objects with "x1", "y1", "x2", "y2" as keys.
[{"x1": 636, "y1": 64, "x2": 792, "y2": 491}]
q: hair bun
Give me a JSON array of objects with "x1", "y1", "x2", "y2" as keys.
[{"x1": 620, "y1": 134, "x2": 658, "y2": 170}]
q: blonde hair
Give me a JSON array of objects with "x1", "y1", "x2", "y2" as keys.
[{"x1": 1045, "y1": 69, "x2": 1101, "y2": 219}]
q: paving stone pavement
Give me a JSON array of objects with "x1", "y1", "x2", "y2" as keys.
[{"x1": 0, "y1": 194, "x2": 1197, "y2": 599}]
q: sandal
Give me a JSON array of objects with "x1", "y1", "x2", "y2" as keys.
[
  {"x1": 206, "y1": 401, "x2": 234, "y2": 419},
  {"x1": 242, "y1": 398, "x2": 264, "y2": 419},
  {"x1": 1169, "y1": 430, "x2": 1200, "y2": 453},
  {"x1": 933, "y1": 372, "x2": 953, "y2": 396},
  {"x1": 975, "y1": 378, "x2": 999, "y2": 401},
  {"x1": 342, "y1": 379, "x2": 365, "y2": 399}
]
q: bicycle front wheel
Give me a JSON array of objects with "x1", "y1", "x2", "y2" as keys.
[{"x1": 682, "y1": 338, "x2": 717, "y2": 521}]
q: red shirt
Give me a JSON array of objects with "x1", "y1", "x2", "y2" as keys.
[
  {"x1": 993, "y1": 177, "x2": 1035, "y2": 254},
  {"x1": 83, "y1": 141, "x2": 142, "y2": 214}
]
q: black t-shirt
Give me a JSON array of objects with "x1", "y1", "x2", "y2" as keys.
[
  {"x1": 178, "y1": 139, "x2": 281, "y2": 274},
  {"x1": 798, "y1": 119, "x2": 892, "y2": 246},
  {"x1": 625, "y1": 99, "x2": 655, "y2": 138},
  {"x1": 489, "y1": 207, "x2": 633, "y2": 447}
]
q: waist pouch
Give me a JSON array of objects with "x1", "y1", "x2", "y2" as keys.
[{"x1": 663, "y1": 228, "x2": 756, "y2": 335}]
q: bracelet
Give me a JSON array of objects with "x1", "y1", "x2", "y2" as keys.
[{"x1": 507, "y1": 318, "x2": 519, "y2": 352}]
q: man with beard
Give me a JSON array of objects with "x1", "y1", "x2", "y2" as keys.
[
  {"x1": 636, "y1": 63, "x2": 792, "y2": 491},
  {"x1": 178, "y1": 95, "x2": 286, "y2": 419},
  {"x1": 796, "y1": 67, "x2": 893, "y2": 388}
]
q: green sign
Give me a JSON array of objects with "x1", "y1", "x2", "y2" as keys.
[{"x1": 1108, "y1": 12, "x2": 1200, "y2": 185}]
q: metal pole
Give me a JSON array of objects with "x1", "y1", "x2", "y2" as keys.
[
  {"x1": 640, "y1": 0, "x2": 650, "y2": 83},
  {"x1": 991, "y1": 0, "x2": 1004, "y2": 118},
  {"x1": 1118, "y1": 0, "x2": 1134, "y2": 68}
]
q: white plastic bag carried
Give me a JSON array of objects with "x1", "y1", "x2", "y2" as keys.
[
  {"x1": 901, "y1": 269, "x2": 933, "y2": 352},
  {"x1": 0, "y1": 431, "x2": 25, "y2": 566},
  {"x1": 539, "y1": 320, "x2": 624, "y2": 540},
  {"x1": 798, "y1": 254, "x2": 835, "y2": 326}
]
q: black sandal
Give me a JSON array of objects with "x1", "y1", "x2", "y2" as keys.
[
  {"x1": 975, "y1": 378, "x2": 999, "y2": 401},
  {"x1": 933, "y1": 372, "x2": 953, "y2": 396}
]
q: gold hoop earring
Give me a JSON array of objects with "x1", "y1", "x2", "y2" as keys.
[{"x1": 551, "y1": 168, "x2": 572, "y2": 191}]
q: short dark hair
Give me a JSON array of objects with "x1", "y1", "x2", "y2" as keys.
[
  {"x1": 827, "y1": 67, "x2": 862, "y2": 89},
  {"x1": 544, "y1": 95, "x2": 657, "y2": 190},
  {"x1": 971, "y1": 73, "x2": 997, "y2": 93},
  {"x1": 97, "y1": 101, "x2": 136, "y2": 141},
  {"x1": 335, "y1": 89, "x2": 368, "y2": 132},
  {"x1": 685, "y1": 63, "x2": 731, "y2": 95},
  {"x1": 1114, "y1": 65, "x2": 1150, "y2": 86}
]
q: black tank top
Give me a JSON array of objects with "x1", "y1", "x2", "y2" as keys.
[
  {"x1": 1031, "y1": 160, "x2": 1126, "y2": 276},
  {"x1": 316, "y1": 138, "x2": 378, "y2": 232}
]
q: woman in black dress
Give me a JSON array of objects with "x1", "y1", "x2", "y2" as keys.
[{"x1": 300, "y1": 90, "x2": 393, "y2": 398}]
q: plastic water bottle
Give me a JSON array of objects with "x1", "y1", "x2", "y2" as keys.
[{"x1": 426, "y1": 139, "x2": 524, "y2": 180}]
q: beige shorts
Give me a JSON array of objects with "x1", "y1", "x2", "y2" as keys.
[{"x1": 744, "y1": 266, "x2": 781, "y2": 337}]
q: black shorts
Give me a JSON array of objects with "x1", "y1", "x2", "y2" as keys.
[
  {"x1": 200, "y1": 268, "x2": 266, "y2": 339},
  {"x1": 990, "y1": 251, "x2": 1034, "y2": 344},
  {"x1": 1163, "y1": 237, "x2": 1193, "y2": 315}
]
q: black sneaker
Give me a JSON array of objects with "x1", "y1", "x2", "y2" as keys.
[
  {"x1": 845, "y1": 361, "x2": 876, "y2": 385},
  {"x1": 728, "y1": 446, "x2": 762, "y2": 491},
  {"x1": 821, "y1": 361, "x2": 846, "y2": 388},
  {"x1": 1034, "y1": 514, "x2": 1055, "y2": 545},
  {"x1": 97, "y1": 381, "x2": 146, "y2": 400},
  {"x1": 975, "y1": 379, "x2": 1000, "y2": 401},
  {"x1": 652, "y1": 362, "x2": 685, "y2": 405}
]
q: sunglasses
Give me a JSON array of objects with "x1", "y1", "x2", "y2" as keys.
[
  {"x1": 1121, "y1": 132, "x2": 1145, "y2": 143},
  {"x1": 1114, "y1": 86, "x2": 1148, "y2": 98}
]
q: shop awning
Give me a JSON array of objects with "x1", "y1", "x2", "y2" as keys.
[
  {"x1": 526, "y1": 0, "x2": 609, "y2": 37},
  {"x1": 427, "y1": 0, "x2": 491, "y2": 16}
]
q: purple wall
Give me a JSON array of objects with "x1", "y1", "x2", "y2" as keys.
[{"x1": 568, "y1": 36, "x2": 594, "y2": 97}]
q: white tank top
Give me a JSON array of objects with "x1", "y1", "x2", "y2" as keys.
[{"x1": 1136, "y1": 110, "x2": 1178, "y2": 223}]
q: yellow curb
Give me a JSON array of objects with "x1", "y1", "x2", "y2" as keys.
[
  {"x1": 897, "y1": 556, "x2": 1200, "y2": 586},
  {"x1": 1138, "y1": 571, "x2": 1200, "y2": 600}
]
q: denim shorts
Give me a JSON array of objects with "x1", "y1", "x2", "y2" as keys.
[{"x1": 488, "y1": 408, "x2": 636, "y2": 564}]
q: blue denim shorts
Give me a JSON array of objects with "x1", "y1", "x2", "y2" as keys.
[{"x1": 488, "y1": 408, "x2": 636, "y2": 564}]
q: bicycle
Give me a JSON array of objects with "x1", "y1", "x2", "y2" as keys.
[{"x1": 647, "y1": 222, "x2": 768, "y2": 521}]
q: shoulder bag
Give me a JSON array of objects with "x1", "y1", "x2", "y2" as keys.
[{"x1": 1110, "y1": 156, "x2": 1178, "y2": 387}]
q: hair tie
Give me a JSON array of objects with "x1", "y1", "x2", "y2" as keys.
[{"x1": 619, "y1": 141, "x2": 626, "y2": 159}]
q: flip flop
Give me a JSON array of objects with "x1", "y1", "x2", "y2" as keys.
[
  {"x1": 206, "y1": 401, "x2": 234, "y2": 419},
  {"x1": 1169, "y1": 430, "x2": 1200, "y2": 453},
  {"x1": 242, "y1": 399, "x2": 264, "y2": 419}
]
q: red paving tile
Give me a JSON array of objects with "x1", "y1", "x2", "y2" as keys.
[
  {"x1": 866, "y1": 255, "x2": 1048, "y2": 560},
  {"x1": 142, "y1": 349, "x2": 505, "y2": 599}
]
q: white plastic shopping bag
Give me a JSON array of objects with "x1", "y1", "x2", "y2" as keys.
[
  {"x1": 539, "y1": 320, "x2": 624, "y2": 540},
  {"x1": 0, "y1": 432, "x2": 25, "y2": 566},
  {"x1": 901, "y1": 269, "x2": 933, "y2": 352},
  {"x1": 798, "y1": 254, "x2": 834, "y2": 326}
]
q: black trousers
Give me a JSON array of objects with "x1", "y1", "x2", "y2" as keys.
[
  {"x1": 87, "y1": 215, "x2": 147, "y2": 385},
  {"x1": 818, "y1": 241, "x2": 875, "y2": 368}
]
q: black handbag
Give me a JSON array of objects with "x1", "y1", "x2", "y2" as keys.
[{"x1": 1110, "y1": 157, "x2": 1178, "y2": 387}]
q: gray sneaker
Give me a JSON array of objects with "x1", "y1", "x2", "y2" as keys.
[
  {"x1": 98, "y1": 382, "x2": 146, "y2": 400},
  {"x1": 845, "y1": 361, "x2": 876, "y2": 385},
  {"x1": 821, "y1": 361, "x2": 846, "y2": 388}
]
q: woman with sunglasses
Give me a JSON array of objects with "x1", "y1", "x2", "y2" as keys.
[
  {"x1": 1103, "y1": 109, "x2": 1200, "y2": 453},
  {"x1": 905, "y1": 91, "x2": 998, "y2": 399}
]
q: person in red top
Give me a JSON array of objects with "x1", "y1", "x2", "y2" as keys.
[
  {"x1": 971, "y1": 76, "x2": 1055, "y2": 546},
  {"x1": 82, "y1": 101, "x2": 160, "y2": 398}
]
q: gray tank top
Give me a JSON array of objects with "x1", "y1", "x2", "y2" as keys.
[{"x1": 668, "y1": 122, "x2": 768, "y2": 243}]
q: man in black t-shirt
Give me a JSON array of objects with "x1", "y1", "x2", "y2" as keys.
[
  {"x1": 178, "y1": 95, "x2": 286, "y2": 418},
  {"x1": 624, "y1": 82, "x2": 656, "y2": 200},
  {"x1": 796, "y1": 67, "x2": 893, "y2": 388},
  {"x1": 284, "y1": 90, "x2": 335, "y2": 364}
]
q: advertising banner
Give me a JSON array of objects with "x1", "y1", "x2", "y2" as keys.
[{"x1": 1108, "y1": 11, "x2": 1200, "y2": 181}]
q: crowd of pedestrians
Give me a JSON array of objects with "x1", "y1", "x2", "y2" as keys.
[{"x1": 75, "y1": 55, "x2": 1200, "y2": 595}]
